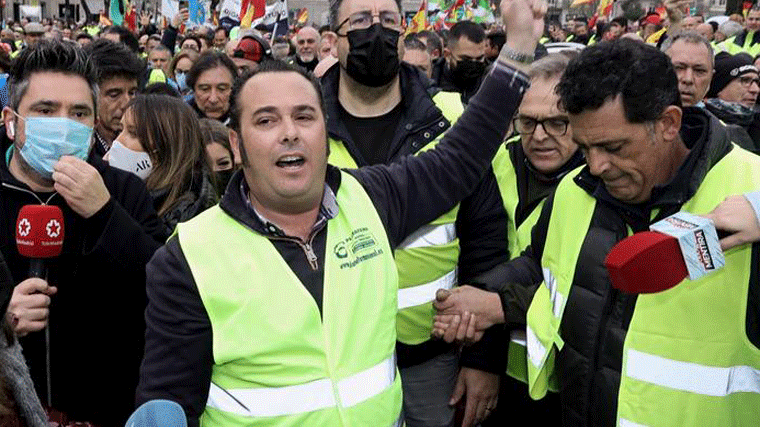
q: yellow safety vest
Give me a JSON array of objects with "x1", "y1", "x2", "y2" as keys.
[
  {"x1": 525, "y1": 145, "x2": 760, "y2": 427},
  {"x1": 178, "y1": 171, "x2": 402, "y2": 426},
  {"x1": 328, "y1": 90, "x2": 466, "y2": 345},
  {"x1": 492, "y1": 135, "x2": 552, "y2": 385}
]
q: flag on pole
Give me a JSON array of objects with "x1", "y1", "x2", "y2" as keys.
[
  {"x1": 240, "y1": 0, "x2": 265, "y2": 28},
  {"x1": 405, "y1": 0, "x2": 428, "y2": 35},
  {"x1": 570, "y1": 0, "x2": 593, "y2": 6},
  {"x1": 124, "y1": 0, "x2": 136, "y2": 31},
  {"x1": 296, "y1": 7, "x2": 308, "y2": 25},
  {"x1": 443, "y1": 0, "x2": 465, "y2": 28},
  {"x1": 597, "y1": 0, "x2": 614, "y2": 18}
]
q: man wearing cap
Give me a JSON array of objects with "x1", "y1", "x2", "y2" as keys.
[
  {"x1": 717, "y1": 5, "x2": 760, "y2": 55},
  {"x1": 704, "y1": 51, "x2": 760, "y2": 151},
  {"x1": 11, "y1": 22, "x2": 43, "y2": 58},
  {"x1": 231, "y1": 34, "x2": 272, "y2": 75}
]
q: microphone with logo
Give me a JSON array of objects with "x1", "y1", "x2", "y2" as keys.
[
  {"x1": 604, "y1": 212, "x2": 725, "y2": 294},
  {"x1": 15, "y1": 205, "x2": 65, "y2": 278},
  {"x1": 125, "y1": 400, "x2": 187, "y2": 427}
]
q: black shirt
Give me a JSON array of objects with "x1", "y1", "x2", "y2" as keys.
[{"x1": 338, "y1": 101, "x2": 404, "y2": 166}]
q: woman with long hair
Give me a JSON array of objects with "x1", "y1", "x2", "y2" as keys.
[{"x1": 106, "y1": 94, "x2": 217, "y2": 233}]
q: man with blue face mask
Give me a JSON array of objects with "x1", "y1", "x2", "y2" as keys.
[{"x1": 0, "y1": 39, "x2": 165, "y2": 425}]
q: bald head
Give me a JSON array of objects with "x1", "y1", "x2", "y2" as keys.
[
  {"x1": 696, "y1": 23, "x2": 714, "y2": 41},
  {"x1": 296, "y1": 26, "x2": 320, "y2": 63}
]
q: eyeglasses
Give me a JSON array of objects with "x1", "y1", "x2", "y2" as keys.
[
  {"x1": 513, "y1": 116, "x2": 569, "y2": 136},
  {"x1": 739, "y1": 75, "x2": 760, "y2": 87},
  {"x1": 335, "y1": 11, "x2": 402, "y2": 35}
]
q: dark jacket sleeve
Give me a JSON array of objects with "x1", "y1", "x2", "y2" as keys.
[
  {"x1": 162, "y1": 26, "x2": 178, "y2": 52},
  {"x1": 82, "y1": 170, "x2": 165, "y2": 273},
  {"x1": 136, "y1": 237, "x2": 212, "y2": 427},
  {"x1": 472, "y1": 192, "x2": 555, "y2": 326},
  {"x1": 349, "y1": 63, "x2": 529, "y2": 248},
  {"x1": 456, "y1": 168, "x2": 510, "y2": 373}
]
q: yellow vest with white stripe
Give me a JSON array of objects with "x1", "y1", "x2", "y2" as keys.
[
  {"x1": 328, "y1": 90, "x2": 465, "y2": 345},
  {"x1": 178, "y1": 171, "x2": 402, "y2": 426},
  {"x1": 525, "y1": 146, "x2": 760, "y2": 427},
  {"x1": 492, "y1": 136, "x2": 549, "y2": 385},
  {"x1": 716, "y1": 32, "x2": 760, "y2": 56}
]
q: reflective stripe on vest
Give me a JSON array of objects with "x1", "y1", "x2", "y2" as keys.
[
  {"x1": 524, "y1": 166, "x2": 594, "y2": 400},
  {"x1": 327, "y1": 90, "x2": 466, "y2": 345},
  {"x1": 625, "y1": 349, "x2": 760, "y2": 397},
  {"x1": 398, "y1": 268, "x2": 457, "y2": 310},
  {"x1": 207, "y1": 355, "x2": 397, "y2": 417},
  {"x1": 398, "y1": 223, "x2": 456, "y2": 249}
]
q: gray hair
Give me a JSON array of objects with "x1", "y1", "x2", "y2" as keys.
[
  {"x1": 329, "y1": 0, "x2": 403, "y2": 30},
  {"x1": 528, "y1": 51, "x2": 577, "y2": 81},
  {"x1": 719, "y1": 20, "x2": 743, "y2": 39},
  {"x1": 664, "y1": 32, "x2": 714, "y2": 66}
]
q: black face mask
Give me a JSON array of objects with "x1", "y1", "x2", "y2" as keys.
[
  {"x1": 346, "y1": 23, "x2": 400, "y2": 87},
  {"x1": 452, "y1": 58, "x2": 486, "y2": 88},
  {"x1": 214, "y1": 169, "x2": 235, "y2": 196}
]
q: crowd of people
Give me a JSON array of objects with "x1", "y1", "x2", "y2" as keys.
[{"x1": 0, "y1": 0, "x2": 757, "y2": 426}]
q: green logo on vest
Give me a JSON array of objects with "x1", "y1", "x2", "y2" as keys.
[{"x1": 335, "y1": 227, "x2": 384, "y2": 269}]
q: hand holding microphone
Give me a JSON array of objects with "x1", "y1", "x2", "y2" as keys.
[
  {"x1": 6, "y1": 278, "x2": 56, "y2": 336},
  {"x1": 605, "y1": 212, "x2": 725, "y2": 294},
  {"x1": 9, "y1": 204, "x2": 65, "y2": 335}
]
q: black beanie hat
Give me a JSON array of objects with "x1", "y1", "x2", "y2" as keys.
[{"x1": 707, "y1": 52, "x2": 758, "y2": 99}]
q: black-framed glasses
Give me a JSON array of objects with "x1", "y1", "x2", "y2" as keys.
[
  {"x1": 335, "y1": 11, "x2": 402, "y2": 35},
  {"x1": 513, "y1": 116, "x2": 569, "y2": 136},
  {"x1": 739, "y1": 75, "x2": 760, "y2": 87}
]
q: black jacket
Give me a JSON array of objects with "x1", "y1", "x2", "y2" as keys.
[
  {"x1": 479, "y1": 107, "x2": 760, "y2": 426},
  {"x1": 0, "y1": 132, "x2": 165, "y2": 426},
  {"x1": 136, "y1": 63, "x2": 529, "y2": 426},
  {"x1": 321, "y1": 62, "x2": 509, "y2": 371}
]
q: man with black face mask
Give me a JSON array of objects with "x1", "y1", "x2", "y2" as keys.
[
  {"x1": 431, "y1": 20, "x2": 488, "y2": 105},
  {"x1": 322, "y1": 1, "x2": 509, "y2": 426}
]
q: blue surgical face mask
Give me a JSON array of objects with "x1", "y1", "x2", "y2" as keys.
[
  {"x1": 15, "y1": 115, "x2": 93, "y2": 179},
  {"x1": 175, "y1": 72, "x2": 188, "y2": 92}
]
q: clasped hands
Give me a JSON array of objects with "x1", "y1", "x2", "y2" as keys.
[{"x1": 431, "y1": 285, "x2": 504, "y2": 344}]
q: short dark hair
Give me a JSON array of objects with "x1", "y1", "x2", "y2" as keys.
[
  {"x1": 417, "y1": 30, "x2": 443, "y2": 55},
  {"x1": 215, "y1": 27, "x2": 229, "y2": 37},
  {"x1": 187, "y1": 50, "x2": 238, "y2": 90},
  {"x1": 229, "y1": 60, "x2": 324, "y2": 136},
  {"x1": 181, "y1": 35, "x2": 202, "y2": 51},
  {"x1": 84, "y1": 38, "x2": 143, "y2": 84},
  {"x1": 329, "y1": 0, "x2": 403, "y2": 30},
  {"x1": 9, "y1": 39, "x2": 97, "y2": 111},
  {"x1": 557, "y1": 39, "x2": 681, "y2": 123},
  {"x1": 447, "y1": 21, "x2": 485, "y2": 46},
  {"x1": 403, "y1": 34, "x2": 426, "y2": 51},
  {"x1": 611, "y1": 17, "x2": 628, "y2": 28},
  {"x1": 486, "y1": 31, "x2": 506, "y2": 51},
  {"x1": 75, "y1": 32, "x2": 92, "y2": 42},
  {"x1": 101, "y1": 25, "x2": 140, "y2": 53}
]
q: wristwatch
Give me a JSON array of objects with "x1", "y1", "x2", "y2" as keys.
[{"x1": 500, "y1": 46, "x2": 535, "y2": 64}]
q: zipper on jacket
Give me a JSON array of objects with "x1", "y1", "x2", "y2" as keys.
[{"x1": 267, "y1": 221, "x2": 326, "y2": 272}]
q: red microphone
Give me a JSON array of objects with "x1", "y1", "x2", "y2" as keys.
[
  {"x1": 604, "y1": 231, "x2": 689, "y2": 294},
  {"x1": 604, "y1": 213, "x2": 725, "y2": 294},
  {"x1": 15, "y1": 205, "x2": 64, "y2": 278}
]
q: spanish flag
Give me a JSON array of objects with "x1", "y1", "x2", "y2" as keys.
[
  {"x1": 240, "y1": 0, "x2": 265, "y2": 28},
  {"x1": 570, "y1": 0, "x2": 594, "y2": 6},
  {"x1": 405, "y1": 0, "x2": 427, "y2": 35},
  {"x1": 296, "y1": 8, "x2": 308, "y2": 25}
]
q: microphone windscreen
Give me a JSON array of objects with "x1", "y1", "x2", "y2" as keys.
[
  {"x1": 126, "y1": 400, "x2": 187, "y2": 427},
  {"x1": 15, "y1": 205, "x2": 64, "y2": 259},
  {"x1": 604, "y1": 231, "x2": 689, "y2": 294}
]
